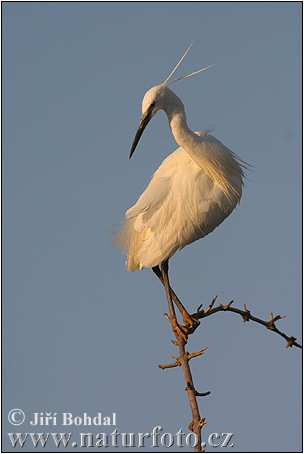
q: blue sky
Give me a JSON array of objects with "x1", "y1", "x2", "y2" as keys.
[{"x1": 2, "y1": 2, "x2": 302, "y2": 452}]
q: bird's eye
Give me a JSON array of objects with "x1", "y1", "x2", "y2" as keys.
[{"x1": 150, "y1": 101, "x2": 156, "y2": 108}]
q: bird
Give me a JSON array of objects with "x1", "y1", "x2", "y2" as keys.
[{"x1": 115, "y1": 44, "x2": 247, "y2": 341}]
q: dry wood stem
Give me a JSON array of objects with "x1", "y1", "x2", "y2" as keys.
[{"x1": 159, "y1": 294, "x2": 301, "y2": 453}]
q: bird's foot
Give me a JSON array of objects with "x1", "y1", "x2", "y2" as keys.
[
  {"x1": 181, "y1": 309, "x2": 200, "y2": 331},
  {"x1": 164, "y1": 313, "x2": 189, "y2": 343}
]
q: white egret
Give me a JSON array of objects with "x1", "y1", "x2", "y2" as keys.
[{"x1": 115, "y1": 45, "x2": 247, "y2": 341}]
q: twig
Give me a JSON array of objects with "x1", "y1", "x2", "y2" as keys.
[
  {"x1": 193, "y1": 298, "x2": 302, "y2": 349},
  {"x1": 188, "y1": 347, "x2": 208, "y2": 360},
  {"x1": 158, "y1": 355, "x2": 181, "y2": 369},
  {"x1": 158, "y1": 360, "x2": 180, "y2": 370}
]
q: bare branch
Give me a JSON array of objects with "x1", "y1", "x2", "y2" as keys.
[
  {"x1": 178, "y1": 339, "x2": 205, "y2": 452},
  {"x1": 158, "y1": 360, "x2": 180, "y2": 370},
  {"x1": 192, "y1": 300, "x2": 302, "y2": 349},
  {"x1": 188, "y1": 347, "x2": 208, "y2": 360},
  {"x1": 223, "y1": 300, "x2": 234, "y2": 310},
  {"x1": 157, "y1": 273, "x2": 301, "y2": 453}
]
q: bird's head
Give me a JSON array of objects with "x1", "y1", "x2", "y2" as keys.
[
  {"x1": 129, "y1": 84, "x2": 183, "y2": 159},
  {"x1": 128, "y1": 43, "x2": 213, "y2": 159}
]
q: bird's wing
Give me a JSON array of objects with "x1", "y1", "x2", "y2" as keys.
[{"x1": 126, "y1": 175, "x2": 172, "y2": 222}]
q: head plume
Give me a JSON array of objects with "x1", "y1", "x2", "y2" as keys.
[{"x1": 163, "y1": 42, "x2": 214, "y2": 86}]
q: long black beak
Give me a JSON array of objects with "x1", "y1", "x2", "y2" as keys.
[{"x1": 129, "y1": 104, "x2": 155, "y2": 159}]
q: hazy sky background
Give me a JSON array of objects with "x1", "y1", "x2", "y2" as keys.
[{"x1": 3, "y1": 2, "x2": 302, "y2": 452}]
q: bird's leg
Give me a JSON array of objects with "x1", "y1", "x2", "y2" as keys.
[
  {"x1": 153, "y1": 264, "x2": 200, "y2": 330},
  {"x1": 159, "y1": 261, "x2": 188, "y2": 342}
]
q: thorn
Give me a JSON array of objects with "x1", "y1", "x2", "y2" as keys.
[
  {"x1": 164, "y1": 312, "x2": 171, "y2": 322},
  {"x1": 158, "y1": 359, "x2": 180, "y2": 369},
  {"x1": 199, "y1": 417, "x2": 207, "y2": 427},
  {"x1": 211, "y1": 295, "x2": 217, "y2": 305},
  {"x1": 188, "y1": 347, "x2": 208, "y2": 360},
  {"x1": 171, "y1": 339, "x2": 179, "y2": 346},
  {"x1": 266, "y1": 312, "x2": 276, "y2": 330},
  {"x1": 286, "y1": 336, "x2": 296, "y2": 348},
  {"x1": 188, "y1": 418, "x2": 207, "y2": 432},
  {"x1": 267, "y1": 313, "x2": 287, "y2": 330},
  {"x1": 241, "y1": 304, "x2": 250, "y2": 322},
  {"x1": 223, "y1": 300, "x2": 234, "y2": 310},
  {"x1": 196, "y1": 303, "x2": 203, "y2": 313},
  {"x1": 195, "y1": 390, "x2": 211, "y2": 397},
  {"x1": 273, "y1": 314, "x2": 286, "y2": 322},
  {"x1": 205, "y1": 295, "x2": 217, "y2": 314}
]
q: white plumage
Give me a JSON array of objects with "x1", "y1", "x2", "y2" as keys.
[{"x1": 115, "y1": 84, "x2": 245, "y2": 272}]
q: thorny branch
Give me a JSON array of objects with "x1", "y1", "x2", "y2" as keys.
[
  {"x1": 160, "y1": 341, "x2": 209, "y2": 452},
  {"x1": 192, "y1": 296, "x2": 302, "y2": 349},
  {"x1": 159, "y1": 296, "x2": 301, "y2": 452}
]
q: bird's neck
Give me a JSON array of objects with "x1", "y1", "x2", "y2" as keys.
[
  {"x1": 166, "y1": 109, "x2": 200, "y2": 152},
  {"x1": 167, "y1": 108, "x2": 243, "y2": 202}
]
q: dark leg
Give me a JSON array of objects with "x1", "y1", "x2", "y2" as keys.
[
  {"x1": 160, "y1": 260, "x2": 188, "y2": 341},
  {"x1": 153, "y1": 263, "x2": 200, "y2": 330},
  {"x1": 160, "y1": 261, "x2": 177, "y2": 323}
]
